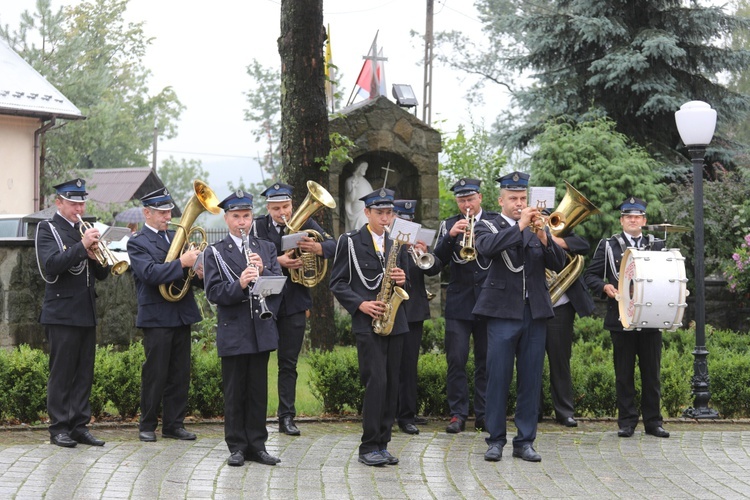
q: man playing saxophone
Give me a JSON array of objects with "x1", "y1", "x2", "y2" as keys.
[
  {"x1": 330, "y1": 188, "x2": 409, "y2": 467},
  {"x1": 127, "y1": 188, "x2": 202, "y2": 443},
  {"x1": 252, "y1": 182, "x2": 336, "y2": 436},
  {"x1": 204, "y1": 190, "x2": 283, "y2": 467}
]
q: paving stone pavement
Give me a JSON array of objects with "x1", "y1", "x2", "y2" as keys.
[{"x1": 1, "y1": 421, "x2": 749, "y2": 499}]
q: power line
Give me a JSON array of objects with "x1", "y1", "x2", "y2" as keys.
[{"x1": 159, "y1": 150, "x2": 257, "y2": 160}]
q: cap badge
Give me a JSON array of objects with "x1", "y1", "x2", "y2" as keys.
[
  {"x1": 405, "y1": 202, "x2": 413, "y2": 209},
  {"x1": 236, "y1": 190, "x2": 244, "y2": 198},
  {"x1": 274, "y1": 183, "x2": 280, "y2": 190},
  {"x1": 512, "y1": 173, "x2": 519, "y2": 182},
  {"x1": 629, "y1": 197, "x2": 635, "y2": 204},
  {"x1": 459, "y1": 179, "x2": 466, "y2": 186},
  {"x1": 379, "y1": 189, "x2": 386, "y2": 197},
  {"x1": 162, "y1": 188, "x2": 168, "y2": 196},
  {"x1": 76, "y1": 179, "x2": 82, "y2": 188}
]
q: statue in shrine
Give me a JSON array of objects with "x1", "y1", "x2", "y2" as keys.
[{"x1": 344, "y1": 160, "x2": 373, "y2": 232}]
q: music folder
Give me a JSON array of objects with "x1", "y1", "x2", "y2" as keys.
[
  {"x1": 281, "y1": 232, "x2": 307, "y2": 251},
  {"x1": 251, "y1": 276, "x2": 287, "y2": 296}
]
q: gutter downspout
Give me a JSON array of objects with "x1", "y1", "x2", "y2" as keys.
[{"x1": 33, "y1": 117, "x2": 56, "y2": 212}]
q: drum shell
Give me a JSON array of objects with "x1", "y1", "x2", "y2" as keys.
[{"x1": 618, "y1": 248, "x2": 688, "y2": 331}]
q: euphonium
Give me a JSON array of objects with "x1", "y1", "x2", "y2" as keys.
[
  {"x1": 158, "y1": 180, "x2": 221, "y2": 302},
  {"x1": 459, "y1": 208, "x2": 476, "y2": 261},
  {"x1": 545, "y1": 181, "x2": 601, "y2": 303},
  {"x1": 372, "y1": 226, "x2": 410, "y2": 336},
  {"x1": 284, "y1": 180, "x2": 336, "y2": 288},
  {"x1": 76, "y1": 215, "x2": 129, "y2": 276}
]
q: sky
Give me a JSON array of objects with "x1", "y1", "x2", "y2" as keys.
[{"x1": 1, "y1": 0, "x2": 507, "y2": 201}]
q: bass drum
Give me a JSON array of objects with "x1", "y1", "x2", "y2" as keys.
[{"x1": 618, "y1": 248, "x2": 689, "y2": 331}]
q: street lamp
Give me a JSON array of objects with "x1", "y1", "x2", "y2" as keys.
[{"x1": 674, "y1": 100, "x2": 719, "y2": 419}]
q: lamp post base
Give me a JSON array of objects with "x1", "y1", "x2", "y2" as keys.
[
  {"x1": 682, "y1": 406, "x2": 719, "y2": 419},
  {"x1": 682, "y1": 346, "x2": 719, "y2": 420}
]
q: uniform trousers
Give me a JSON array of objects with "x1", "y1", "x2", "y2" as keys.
[
  {"x1": 276, "y1": 311, "x2": 306, "y2": 418},
  {"x1": 397, "y1": 321, "x2": 423, "y2": 425},
  {"x1": 355, "y1": 331, "x2": 404, "y2": 455},
  {"x1": 611, "y1": 329, "x2": 663, "y2": 429},
  {"x1": 485, "y1": 305, "x2": 546, "y2": 448},
  {"x1": 543, "y1": 302, "x2": 575, "y2": 420},
  {"x1": 222, "y1": 351, "x2": 270, "y2": 455},
  {"x1": 445, "y1": 317, "x2": 487, "y2": 421},
  {"x1": 139, "y1": 325, "x2": 191, "y2": 433},
  {"x1": 46, "y1": 325, "x2": 96, "y2": 437}
]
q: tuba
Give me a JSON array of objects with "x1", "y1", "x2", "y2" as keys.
[
  {"x1": 546, "y1": 181, "x2": 600, "y2": 304},
  {"x1": 372, "y1": 225, "x2": 410, "y2": 336},
  {"x1": 159, "y1": 180, "x2": 221, "y2": 302},
  {"x1": 459, "y1": 208, "x2": 476, "y2": 261},
  {"x1": 284, "y1": 180, "x2": 336, "y2": 288}
]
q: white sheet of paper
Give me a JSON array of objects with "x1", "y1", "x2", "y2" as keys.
[
  {"x1": 529, "y1": 187, "x2": 557, "y2": 211},
  {"x1": 281, "y1": 232, "x2": 308, "y2": 251},
  {"x1": 251, "y1": 275, "x2": 287, "y2": 296},
  {"x1": 389, "y1": 218, "x2": 421, "y2": 245},
  {"x1": 416, "y1": 227, "x2": 437, "y2": 248}
]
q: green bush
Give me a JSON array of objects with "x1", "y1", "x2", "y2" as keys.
[
  {"x1": 103, "y1": 341, "x2": 145, "y2": 418},
  {"x1": 416, "y1": 352, "x2": 448, "y2": 416},
  {"x1": 334, "y1": 310, "x2": 354, "y2": 346},
  {"x1": 307, "y1": 347, "x2": 363, "y2": 413},
  {"x1": 421, "y1": 318, "x2": 445, "y2": 353},
  {"x1": 709, "y1": 352, "x2": 750, "y2": 418},
  {"x1": 660, "y1": 346, "x2": 693, "y2": 417},
  {"x1": 91, "y1": 346, "x2": 116, "y2": 418},
  {"x1": 0, "y1": 350, "x2": 9, "y2": 421},
  {"x1": 3, "y1": 344, "x2": 48, "y2": 423},
  {"x1": 572, "y1": 342, "x2": 617, "y2": 417},
  {"x1": 188, "y1": 341, "x2": 223, "y2": 418}
]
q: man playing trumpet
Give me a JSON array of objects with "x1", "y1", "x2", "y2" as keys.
[
  {"x1": 204, "y1": 190, "x2": 283, "y2": 467},
  {"x1": 252, "y1": 182, "x2": 336, "y2": 436},
  {"x1": 36, "y1": 178, "x2": 109, "y2": 448}
]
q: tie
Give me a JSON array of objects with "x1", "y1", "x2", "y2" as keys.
[
  {"x1": 158, "y1": 230, "x2": 169, "y2": 243},
  {"x1": 276, "y1": 225, "x2": 282, "y2": 234},
  {"x1": 633, "y1": 236, "x2": 641, "y2": 248}
]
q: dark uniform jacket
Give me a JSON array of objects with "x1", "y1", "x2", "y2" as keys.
[
  {"x1": 252, "y1": 214, "x2": 336, "y2": 316},
  {"x1": 472, "y1": 216, "x2": 567, "y2": 320},
  {"x1": 402, "y1": 251, "x2": 442, "y2": 323},
  {"x1": 37, "y1": 213, "x2": 109, "y2": 326},
  {"x1": 584, "y1": 232, "x2": 665, "y2": 331},
  {"x1": 557, "y1": 234, "x2": 596, "y2": 317},
  {"x1": 204, "y1": 233, "x2": 282, "y2": 357},
  {"x1": 330, "y1": 225, "x2": 410, "y2": 335},
  {"x1": 127, "y1": 228, "x2": 202, "y2": 329},
  {"x1": 433, "y1": 210, "x2": 499, "y2": 321}
]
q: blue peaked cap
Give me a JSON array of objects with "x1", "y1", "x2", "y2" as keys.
[
  {"x1": 53, "y1": 178, "x2": 88, "y2": 202},
  {"x1": 393, "y1": 199, "x2": 417, "y2": 219},
  {"x1": 359, "y1": 188, "x2": 395, "y2": 208},
  {"x1": 619, "y1": 197, "x2": 647, "y2": 215},
  {"x1": 140, "y1": 187, "x2": 175, "y2": 210},
  {"x1": 450, "y1": 178, "x2": 481, "y2": 197},
  {"x1": 496, "y1": 171, "x2": 529, "y2": 191},
  {"x1": 218, "y1": 190, "x2": 254, "y2": 211},
  {"x1": 260, "y1": 182, "x2": 293, "y2": 202}
]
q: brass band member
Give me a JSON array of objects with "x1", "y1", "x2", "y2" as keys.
[
  {"x1": 36, "y1": 178, "x2": 109, "y2": 447},
  {"x1": 583, "y1": 197, "x2": 669, "y2": 439},
  {"x1": 252, "y1": 182, "x2": 336, "y2": 436},
  {"x1": 204, "y1": 190, "x2": 283, "y2": 467},
  {"x1": 330, "y1": 188, "x2": 409, "y2": 467},
  {"x1": 127, "y1": 188, "x2": 201, "y2": 443}
]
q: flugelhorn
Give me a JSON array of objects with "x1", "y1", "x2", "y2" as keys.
[
  {"x1": 159, "y1": 180, "x2": 221, "y2": 302},
  {"x1": 409, "y1": 245, "x2": 435, "y2": 270},
  {"x1": 76, "y1": 215, "x2": 129, "y2": 275},
  {"x1": 459, "y1": 208, "x2": 476, "y2": 261}
]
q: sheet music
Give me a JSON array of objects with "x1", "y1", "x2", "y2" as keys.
[
  {"x1": 529, "y1": 187, "x2": 556, "y2": 211},
  {"x1": 416, "y1": 227, "x2": 437, "y2": 248},
  {"x1": 389, "y1": 218, "x2": 421, "y2": 245},
  {"x1": 281, "y1": 232, "x2": 308, "y2": 251}
]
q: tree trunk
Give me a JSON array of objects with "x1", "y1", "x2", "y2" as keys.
[{"x1": 279, "y1": 0, "x2": 335, "y2": 351}]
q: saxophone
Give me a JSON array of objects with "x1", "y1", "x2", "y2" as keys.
[{"x1": 372, "y1": 226, "x2": 410, "y2": 336}]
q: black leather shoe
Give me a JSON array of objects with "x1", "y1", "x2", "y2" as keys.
[
  {"x1": 414, "y1": 416, "x2": 428, "y2": 425},
  {"x1": 227, "y1": 451, "x2": 245, "y2": 466},
  {"x1": 139, "y1": 431, "x2": 156, "y2": 442},
  {"x1": 446, "y1": 417, "x2": 465, "y2": 434},
  {"x1": 163, "y1": 428, "x2": 196, "y2": 440},
  {"x1": 50, "y1": 433, "x2": 77, "y2": 448},
  {"x1": 72, "y1": 430, "x2": 105, "y2": 446},
  {"x1": 358, "y1": 451, "x2": 388, "y2": 466},
  {"x1": 645, "y1": 426, "x2": 670, "y2": 438},
  {"x1": 617, "y1": 426, "x2": 635, "y2": 438},
  {"x1": 279, "y1": 416, "x2": 301, "y2": 436},
  {"x1": 475, "y1": 417, "x2": 486, "y2": 431},
  {"x1": 484, "y1": 444, "x2": 503, "y2": 462},
  {"x1": 398, "y1": 422, "x2": 419, "y2": 435},
  {"x1": 249, "y1": 450, "x2": 280, "y2": 466},
  {"x1": 512, "y1": 444, "x2": 541, "y2": 462},
  {"x1": 557, "y1": 417, "x2": 578, "y2": 428},
  {"x1": 380, "y1": 450, "x2": 399, "y2": 465}
]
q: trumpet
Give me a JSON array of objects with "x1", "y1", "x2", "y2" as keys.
[
  {"x1": 240, "y1": 228, "x2": 272, "y2": 320},
  {"x1": 409, "y1": 245, "x2": 435, "y2": 270},
  {"x1": 77, "y1": 215, "x2": 129, "y2": 276},
  {"x1": 531, "y1": 200, "x2": 566, "y2": 233},
  {"x1": 459, "y1": 208, "x2": 476, "y2": 261}
]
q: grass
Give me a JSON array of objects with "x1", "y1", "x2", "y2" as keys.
[{"x1": 266, "y1": 350, "x2": 325, "y2": 417}]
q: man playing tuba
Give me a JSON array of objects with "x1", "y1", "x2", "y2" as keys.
[
  {"x1": 252, "y1": 182, "x2": 336, "y2": 436},
  {"x1": 127, "y1": 188, "x2": 202, "y2": 443}
]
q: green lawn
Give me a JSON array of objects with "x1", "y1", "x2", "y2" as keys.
[{"x1": 266, "y1": 350, "x2": 325, "y2": 417}]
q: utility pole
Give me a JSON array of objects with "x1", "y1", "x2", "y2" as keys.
[
  {"x1": 152, "y1": 120, "x2": 158, "y2": 172},
  {"x1": 422, "y1": 0, "x2": 434, "y2": 125}
]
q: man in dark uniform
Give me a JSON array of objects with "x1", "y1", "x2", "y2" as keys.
[
  {"x1": 392, "y1": 199, "x2": 441, "y2": 435},
  {"x1": 541, "y1": 231, "x2": 595, "y2": 427},
  {"x1": 252, "y1": 182, "x2": 336, "y2": 436},
  {"x1": 204, "y1": 190, "x2": 283, "y2": 467},
  {"x1": 584, "y1": 197, "x2": 669, "y2": 439},
  {"x1": 127, "y1": 188, "x2": 201, "y2": 443},
  {"x1": 36, "y1": 178, "x2": 109, "y2": 448},
  {"x1": 473, "y1": 171, "x2": 566, "y2": 463},
  {"x1": 330, "y1": 188, "x2": 409, "y2": 467},
  {"x1": 433, "y1": 178, "x2": 498, "y2": 433}
]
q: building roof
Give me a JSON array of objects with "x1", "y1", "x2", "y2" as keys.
[
  {"x1": 0, "y1": 38, "x2": 84, "y2": 120},
  {"x1": 86, "y1": 168, "x2": 182, "y2": 217}
]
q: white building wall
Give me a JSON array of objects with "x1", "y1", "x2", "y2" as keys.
[{"x1": 0, "y1": 115, "x2": 39, "y2": 215}]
